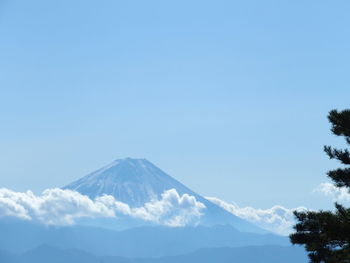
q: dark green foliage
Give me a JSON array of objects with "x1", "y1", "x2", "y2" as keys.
[
  {"x1": 290, "y1": 204, "x2": 350, "y2": 262},
  {"x1": 324, "y1": 146, "x2": 350, "y2": 165},
  {"x1": 326, "y1": 168, "x2": 350, "y2": 188},
  {"x1": 290, "y1": 109, "x2": 350, "y2": 262},
  {"x1": 328, "y1": 109, "x2": 350, "y2": 144}
]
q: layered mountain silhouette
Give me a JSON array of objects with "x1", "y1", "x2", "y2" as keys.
[
  {"x1": 0, "y1": 245, "x2": 308, "y2": 263},
  {"x1": 64, "y1": 158, "x2": 263, "y2": 233},
  {"x1": 0, "y1": 220, "x2": 288, "y2": 257}
]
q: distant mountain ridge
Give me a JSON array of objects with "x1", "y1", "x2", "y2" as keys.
[
  {"x1": 0, "y1": 220, "x2": 288, "y2": 257},
  {"x1": 0, "y1": 244, "x2": 308, "y2": 263},
  {"x1": 64, "y1": 158, "x2": 264, "y2": 233}
]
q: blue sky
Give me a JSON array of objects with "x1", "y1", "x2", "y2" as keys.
[{"x1": 0, "y1": 0, "x2": 349, "y2": 209}]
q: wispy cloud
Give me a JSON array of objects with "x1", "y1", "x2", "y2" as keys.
[
  {"x1": 206, "y1": 197, "x2": 306, "y2": 235},
  {"x1": 313, "y1": 182, "x2": 350, "y2": 202},
  {"x1": 0, "y1": 188, "x2": 205, "y2": 227}
]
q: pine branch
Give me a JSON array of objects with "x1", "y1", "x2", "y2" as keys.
[
  {"x1": 327, "y1": 168, "x2": 350, "y2": 188},
  {"x1": 324, "y1": 146, "x2": 350, "y2": 165},
  {"x1": 328, "y1": 109, "x2": 350, "y2": 145}
]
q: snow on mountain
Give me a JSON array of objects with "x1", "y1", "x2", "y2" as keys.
[
  {"x1": 64, "y1": 158, "x2": 199, "y2": 207},
  {"x1": 64, "y1": 158, "x2": 266, "y2": 233}
]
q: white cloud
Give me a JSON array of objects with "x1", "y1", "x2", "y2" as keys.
[
  {"x1": 313, "y1": 182, "x2": 350, "y2": 202},
  {"x1": 134, "y1": 189, "x2": 206, "y2": 226},
  {"x1": 0, "y1": 188, "x2": 205, "y2": 227},
  {"x1": 206, "y1": 197, "x2": 306, "y2": 235}
]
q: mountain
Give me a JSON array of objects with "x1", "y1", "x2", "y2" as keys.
[
  {"x1": 0, "y1": 245, "x2": 308, "y2": 263},
  {"x1": 65, "y1": 158, "x2": 190, "y2": 206},
  {"x1": 0, "y1": 220, "x2": 288, "y2": 257},
  {"x1": 64, "y1": 158, "x2": 263, "y2": 233}
]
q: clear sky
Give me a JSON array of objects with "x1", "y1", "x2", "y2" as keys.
[{"x1": 0, "y1": 0, "x2": 349, "y2": 210}]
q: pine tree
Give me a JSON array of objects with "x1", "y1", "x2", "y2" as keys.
[{"x1": 290, "y1": 109, "x2": 350, "y2": 263}]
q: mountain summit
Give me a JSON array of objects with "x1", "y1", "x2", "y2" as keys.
[
  {"x1": 64, "y1": 158, "x2": 198, "y2": 207},
  {"x1": 64, "y1": 158, "x2": 265, "y2": 233}
]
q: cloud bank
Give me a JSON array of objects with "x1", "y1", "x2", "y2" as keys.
[
  {"x1": 204, "y1": 182, "x2": 350, "y2": 235},
  {"x1": 313, "y1": 182, "x2": 350, "y2": 202},
  {"x1": 0, "y1": 188, "x2": 205, "y2": 227},
  {"x1": 206, "y1": 197, "x2": 306, "y2": 235}
]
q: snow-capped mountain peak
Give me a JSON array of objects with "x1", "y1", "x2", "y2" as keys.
[{"x1": 64, "y1": 158, "x2": 197, "y2": 207}]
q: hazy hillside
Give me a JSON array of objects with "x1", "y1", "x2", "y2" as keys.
[
  {"x1": 0, "y1": 245, "x2": 308, "y2": 263},
  {"x1": 0, "y1": 220, "x2": 288, "y2": 257}
]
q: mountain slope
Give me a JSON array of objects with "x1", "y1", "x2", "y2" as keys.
[
  {"x1": 64, "y1": 158, "x2": 264, "y2": 233},
  {"x1": 64, "y1": 158, "x2": 194, "y2": 206}
]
